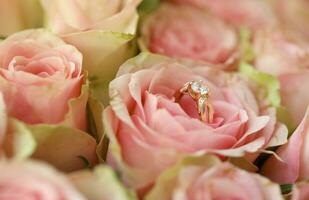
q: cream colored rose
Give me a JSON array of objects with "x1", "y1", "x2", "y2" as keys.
[
  {"x1": 0, "y1": 0, "x2": 43, "y2": 37},
  {"x1": 41, "y1": 0, "x2": 140, "y2": 34},
  {"x1": 41, "y1": 0, "x2": 142, "y2": 83}
]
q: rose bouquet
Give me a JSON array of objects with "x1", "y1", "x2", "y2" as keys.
[{"x1": 0, "y1": 0, "x2": 308, "y2": 199}]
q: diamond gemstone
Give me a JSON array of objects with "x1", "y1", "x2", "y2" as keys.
[{"x1": 190, "y1": 81, "x2": 209, "y2": 95}]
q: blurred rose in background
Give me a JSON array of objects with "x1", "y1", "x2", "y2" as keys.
[
  {"x1": 140, "y1": 3, "x2": 238, "y2": 69},
  {"x1": 0, "y1": 0, "x2": 43, "y2": 37},
  {"x1": 146, "y1": 155, "x2": 284, "y2": 200},
  {"x1": 253, "y1": 29, "x2": 309, "y2": 126},
  {"x1": 169, "y1": 0, "x2": 277, "y2": 30},
  {"x1": 0, "y1": 160, "x2": 86, "y2": 199}
]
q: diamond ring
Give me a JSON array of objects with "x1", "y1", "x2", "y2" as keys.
[{"x1": 174, "y1": 80, "x2": 214, "y2": 123}]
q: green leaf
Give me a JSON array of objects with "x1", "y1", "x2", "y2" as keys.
[
  {"x1": 280, "y1": 184, "x2": 293, "y2": 194},
  {"x1": 87, "y1": 78, "x2": 110, "y2": 163},
  {"x1": 240, "y1": 62, "x2": 280, "y2": 107},
  {"x1": 277, "y1": 106, "x2": 295, "y2": 135},
  {"x1": 86, "y1": 76, "x2": 106, "y2": 141},
  {"x1": 87, "y1": 102, "x2": 99, "y2": 141},
  {"x1": 239, "y1": 27, "x2": 255, "y2": 63},
  {"x1": 138, "y1": 0, "x2": 160, "y2": 16},
  {"x1": 96, "y1": 135, "x2": 109, "y2": 163}
]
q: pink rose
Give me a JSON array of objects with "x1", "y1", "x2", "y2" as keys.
[
  {"x1": 104, "y1": 53, "x2": 287, "y2": 190},
  {"x1": 253, "y1": 30, "x2": 309, "y2": 76},
  {"x1": 169, "y1": 0, "x2": 277, "y2": 29},
  {"x1": 253, "y1": 29, "x2": 309, "y2": 125},
  {"x1": 261, "y1": 107, "x2": 309, "y2": 184},
  {"x1": 146, "y1": 156, "x2": 284, "y2": 200},
  {"x1": 0, "y1": 160, "x2": 85, "y2": 199},
  {"x1": 0, "y1": 29, "x2": 87, "y2": 130},
  {"x1": 292, "y1": 183, "x2": 309, "y2": 200},
  {"x1": 140, "y1": 3, "x2": 238, "y2": 67}
]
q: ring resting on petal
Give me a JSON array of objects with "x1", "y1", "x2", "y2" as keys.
[{"x1": 174, "y1": 80, "x2": 214, "y2": 123}]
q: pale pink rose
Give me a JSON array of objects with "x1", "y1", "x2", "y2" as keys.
[
  {"x1": 253, "y1": 30, "x2": 309, "y2": 125},
  {"x1": 0, "y1": 29, "x2": 87, "y2": 130},
  {"x1": 146, "y1": 157, "x2": 284, "y2": 200},
  {"x1": 292, "y1": 183, "x2": 309, "y2": 200},
  {"x1": 104, "y1": 53, "x2": 287, "y2": 190},
  {"x1": 261, "y1": 107, "x2": 309, "y2": 184},
  {"x1": 169, "y1": 0, "x2": 277, "y2": 29},
  {"x1": 41, "y1": 0, "x2": 141, "y2": 34},
  {"x1": 0, "y1": 160, "x2": 85, "y2": 199},
  {"x1": 276, "y1": 0, "x2": 309, "y2": 40},
  {"x1": 140, "y1": 3, "x2": 238, "y2": 67},
  {"x1": 254, "y1": 30, "x2": 309, "y2": 76}
]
